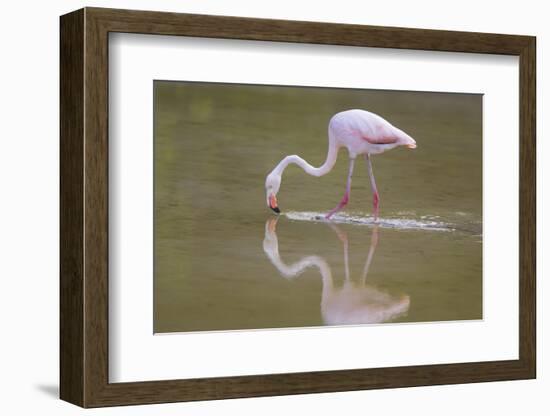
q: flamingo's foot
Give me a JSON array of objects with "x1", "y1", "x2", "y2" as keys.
[
  {"x1": 325, "y1": 210, "x2": 339, "y2": 220},
  {"x1": 325, "y1": 194, "x2": 349, "y2": 220},
  {"x1": 331, "y1": 225, "x2": 348, "y2": 244}
]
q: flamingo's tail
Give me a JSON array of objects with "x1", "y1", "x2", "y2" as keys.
[{"x1": 395, "y1": 128, "x2": 417, "y2": 149}]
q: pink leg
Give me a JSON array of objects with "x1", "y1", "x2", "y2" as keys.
[
  {"x1": 365, "y1": 154, "x2": 380, "y2": 220},
  {"x1": 373, "y1": 191, "x2": 380, "y2": 219},
  {"x1": 325, "y1": 158, "x2": 355, "y2": 219}
]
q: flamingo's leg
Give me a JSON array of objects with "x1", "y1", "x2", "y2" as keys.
[
  {"x1": 361, "y1": 225, "x2": 379, "y2": 285},
  {"x1": 326, "y1": 158, "x2": 355, "y2": 219},
  {"x1": 327, "y1": 223, "x2": 350, "y2": 282},
  {"x1": 365, "y1": 154, "x2": 380, "y2": 220}
]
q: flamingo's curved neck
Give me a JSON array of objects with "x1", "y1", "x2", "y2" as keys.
[
  {"x1": 263, "y1": 225, "x2": 334, "y2": 291},
  {"x1": 273, "y1": 136, "x2": 339, "y2": 178}
]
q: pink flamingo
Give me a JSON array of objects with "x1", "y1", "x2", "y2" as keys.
[{"x1": 265, "y1": 109, "x2": 417, "y2": 220}]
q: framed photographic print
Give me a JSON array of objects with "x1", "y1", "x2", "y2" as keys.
[{"x1": 60, "y1": 7, "x2": 536, "y2": 408}]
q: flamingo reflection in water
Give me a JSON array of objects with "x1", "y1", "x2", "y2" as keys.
[{"x1": 263, "y1": 218, "x2": 410, "y2": 325}]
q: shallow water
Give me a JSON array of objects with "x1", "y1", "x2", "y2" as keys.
[
  {"x1": 284, "y1": 211, "x2": 454, "y2": 232},
  {"x1": 153, "y1": 81, "x2": 482, "y2": 333}
]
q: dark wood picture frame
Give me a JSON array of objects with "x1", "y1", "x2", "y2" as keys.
[{"x1": 60, "y1": 7, "x2": 536, "y2": 408}]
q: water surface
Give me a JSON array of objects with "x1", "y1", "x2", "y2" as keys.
[{"x1": 154, "y1": 81, "x2": 482, "y2": 333}]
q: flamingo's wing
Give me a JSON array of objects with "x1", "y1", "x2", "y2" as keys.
[
  {"x1": 338, "y1": 112, "x2": 401, "y2": 144},
  {"x1": 347, "y1": 126, "x2": 398, "y2": 144},
  {"x1": 359, "y1": 123, "x2": 399, "y2": 144},
  {"x1": 346, "y1": 123, "x2": 399, "y2": 144},
  {"x1": 360, "y1": 134, "x2": 398, "y2": 145}
]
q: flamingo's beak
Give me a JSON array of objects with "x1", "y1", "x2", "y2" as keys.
[{"x1": 269, "y1": 194, "x2": 280, "y2": 214}]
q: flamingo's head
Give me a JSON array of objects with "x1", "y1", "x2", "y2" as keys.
[{"x1": 265, "y1": 173, "x2": 281, "y2": 214}]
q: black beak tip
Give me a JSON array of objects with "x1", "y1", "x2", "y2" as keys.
[{"x1": 271, "y1": 206, "x2": 281, "y2": 214}]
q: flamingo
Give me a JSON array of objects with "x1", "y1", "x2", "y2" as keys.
[
  {"x1": 262, "y1": 217, "x2": 410, "y2": 325},
  {"x1": 265, "y1": 109, "x2": 417, "y2": 220}
]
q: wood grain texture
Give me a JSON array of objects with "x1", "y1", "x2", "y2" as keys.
[
  {"x1": 59, "y1": 8, "x2": 84, "y2": 407},
  {"x1": 83, "y1": 10, "x2": 110, "y2": 406},
  {"x1": 59, "y1": 7, "x2": 537, "y2": 408},
  {"x1": 88, "y1": 7, "x2": 532, "y2": 54},
  {"x1": 518, "y1": 38, "x2": 536, "y2": 376}
]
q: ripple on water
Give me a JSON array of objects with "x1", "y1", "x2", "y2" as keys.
[{"x1": 283, "y1": 211, "x2": 455, "y2": 232}]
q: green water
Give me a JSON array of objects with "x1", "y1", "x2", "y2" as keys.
[{"x1": 153, "y1": 81, "x2": 482, "y2": 333}]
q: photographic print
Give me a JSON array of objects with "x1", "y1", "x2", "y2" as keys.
[{"x1": 153, "y1": 81, "x2": 482, "y2": 334}]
